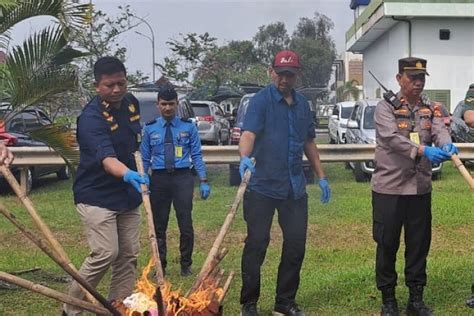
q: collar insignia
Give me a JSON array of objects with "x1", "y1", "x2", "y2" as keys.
[{"x1": 128, "y1": 104, "x2": 136, "y2": 113}]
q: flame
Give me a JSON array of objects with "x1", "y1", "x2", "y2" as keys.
[{"x1": 121, "y1": 258, "x2": 223, "y2": 315}]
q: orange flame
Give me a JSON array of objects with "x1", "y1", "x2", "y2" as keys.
[{"x1": 122, "y1": 258, "x2": 223, "y2": 315}]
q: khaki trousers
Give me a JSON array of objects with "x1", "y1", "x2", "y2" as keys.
[{"x1": 64, "y1": 203, "x2": 140, "y2": 315}]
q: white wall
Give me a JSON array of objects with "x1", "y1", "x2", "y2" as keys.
[
  {"x1": 363, "y1": 23, "x2": 408, "y2": 100},
  {"x1": 361, "y1": 18, "x2": 474, "y2": 110}
]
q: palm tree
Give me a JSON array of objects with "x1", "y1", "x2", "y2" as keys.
[
  {"x1": 336, "y1": 79, "x2": 361, "y2": 102},
  {"x1": 0, "y1": 0, "x2": 91, "y2": 164}
]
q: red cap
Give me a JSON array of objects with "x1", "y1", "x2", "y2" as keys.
[{"x1": 272, "y1": 50, "x2": 301, "y2": 74}]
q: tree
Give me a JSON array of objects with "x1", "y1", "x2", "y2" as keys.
[
  {"x1": 71, "y1": 5, "x2": 148, "y2": 89},
  {"x1": 195, "y1": 40, "x2": 268, "y2": 89},
  {"x1": 157, "y1": 32, "x2": 218, "y2": 85},
  {"x1": 290, "y1": 12, "x2": 336, "y2": 88},
  {"x1": 252, "y1": 22, "x2": 290, "y2": 65},
  {"x1": 0, "y1": 0, "x2": 90, "y2": 163},
  {"x1": 336, "y1": 79, "x2": 361, "y2": 101}
]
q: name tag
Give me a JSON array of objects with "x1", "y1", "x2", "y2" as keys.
[
  {"x1": 410, "y1": 132, "x2": 420, "y2": 144},
  {"x1": 175, "y1": 146, "x2": 183, "y2": 158}
]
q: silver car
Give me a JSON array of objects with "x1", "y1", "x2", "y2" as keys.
[
  {"x1": 191, "y1": 101, "x2": 230, "y2": 145},
  {"x1": 328, "y1": 101, "x2": 355, "y2": 144},
  {"x1": 345, "y1": 99, "x2": 442, "y2": 182}
]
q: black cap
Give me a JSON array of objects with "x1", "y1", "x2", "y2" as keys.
[
  {"x1": 157, "y1": 85, "x2": 177, "y2": 101},
  {"x1": 398, "y1": 57, "x2": 429, "y2": 76}
]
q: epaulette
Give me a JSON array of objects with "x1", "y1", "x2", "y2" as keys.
[
  {"x1": 145, "y1": 119, "x2": 157, "y2": 126},
  {"x1": 181, "y1": 117, "x2": 192, "y2": 123}
]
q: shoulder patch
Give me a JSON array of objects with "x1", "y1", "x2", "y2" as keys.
[{"x1": 145, "y1": 119, "x2": 157, "y2": 126}]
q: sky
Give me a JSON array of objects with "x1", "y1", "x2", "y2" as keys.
[{"x1": 9, "y1": 0, "x2": 355, "y2": 80}]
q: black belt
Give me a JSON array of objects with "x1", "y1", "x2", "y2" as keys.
[{"x1": 152, "y1": 168, "x2": 191, "y2": 174}]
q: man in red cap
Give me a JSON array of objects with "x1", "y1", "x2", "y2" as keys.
[{"x1": 238, "y1": 50, "x2": 330, "y2": 316}]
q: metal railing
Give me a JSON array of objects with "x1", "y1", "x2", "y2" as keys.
[
  {"x1": 9, "y1": 143, "x2": 474, "y2": 165},
  {"x1": 6, "y1": 144, "x2": 474, "y2": 194}
]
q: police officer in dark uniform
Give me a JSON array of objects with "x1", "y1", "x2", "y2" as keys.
[
  {"x1": 140, "y1": 85, "x2": 210, "y2": 277},
  {"x1": 65, "y1": 57, "x2": 149, "y2": 315},
  {"x1": 371, "y1": 57, "x2": 458, "y2": 316}
]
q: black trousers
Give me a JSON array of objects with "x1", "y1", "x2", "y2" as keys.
[
  {"x1": 240, "y1": 190, "x2": 308, "y2": 306},
  {"x1": 150, "y1": 169, "x2": 194, "y2": 269},
  {"x1": 372, "y1": 191, "x2": 432, "y2": 290}
]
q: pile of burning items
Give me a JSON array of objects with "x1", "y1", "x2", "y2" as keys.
[{"x1": 0, "y1": 153, "x2": 251, "y2": 315}]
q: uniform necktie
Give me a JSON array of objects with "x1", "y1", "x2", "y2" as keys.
[{"x1": 164, "y1": 121, "x2": 175, "y2": 172}]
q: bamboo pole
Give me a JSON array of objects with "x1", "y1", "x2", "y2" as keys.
[
  {"x1": 188, "y1": 164, "x2": 253, "y2": 296},
  {"x1": 218, "y1": 271, "x2": 235, "y2": 304},
  {"x1": 0, "y1": 165, "x2": 98, "y2": 305},
  {"x1": 0, "y1": 204, "x2": 120, "y2": 316},
  {"x1": 451, "y1": 154, "x2": 474, "y2": 190},
  {"x1": 0, "y1": 272, "x2": 110, "y2": 315},
  {"x1": 134, "y1": 151, "x2": 166, "y2": 315},
  {"x1": 133, "y1": 151, "x2": 164, "y2": 285}
]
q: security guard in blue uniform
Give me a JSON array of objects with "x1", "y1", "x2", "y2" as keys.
[
  {"x1": 140, "y1": 85, "x2": 210, "y2": 277},
  {"x1": 65, "y1": 57, "x2": 149, "y2": 315}
]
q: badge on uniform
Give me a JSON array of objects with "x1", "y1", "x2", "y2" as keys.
[
  {"x1": 175, "y1": 146, "x2": 183, "y2": 158},
  {"x1": 128, "y1": 103, "x2": 136, "y2": 113},
  {"x1": 410, "y1": 132, "x2": 420, "y2": 144}
]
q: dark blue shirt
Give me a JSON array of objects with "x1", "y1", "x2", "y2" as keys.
[
  {"x1": 243, "y1": 84, "x2": 315, "y2": 199},
  {"x1": 73, "y1": 94, "x2": 142, "y2": 211},
  {"x1": 140, "y1": 116, "x2": 207, "y2": 178}
]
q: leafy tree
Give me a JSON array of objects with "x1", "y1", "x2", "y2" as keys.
[
  {"x1": 336, "y1": 79, "x2": 361, "y2": 101},
  {"x1": 290, "y1": 12, "x2": 336, "y2": 88},
  {"x1": 71, "y1": 5, "x2": 148, "y2": 89},
  {"x1": 195, "y1": 40, "x2": 268, "y2": 89},
  {"x1": 157, "y1": 32, "x2": 217, "y2": 85},
  {"x1": 0, "y1": 0, "x2": 90, "y2": 163},
  {"x1": 253, "y1": 22, "x2": 290, "y2": 65}
]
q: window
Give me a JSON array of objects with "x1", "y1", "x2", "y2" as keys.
[
  {"x1": 192, "y1": 104, "x2": 211, "y2": 116},
  {"x1": 364, "y1": 106, "x2": 376, "y2": 129},
  {"x1": 424, "y1": 90, "x2": 451, "y2": 109}
]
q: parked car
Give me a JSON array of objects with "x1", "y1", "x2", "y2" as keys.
[
  {"x1": 131, "y1": 90, "x2": 196, "y2": 126},
  {"x1": 451, "y1": 100, "x2": 474, "y2": 143},
  {"x1": 345, "y1": 99, "x2": 442, "y2": 182},
  {"x1": 328, "y1": 101, "x2": 355, "y2": 144},
  {"x1": 0, "y1": 105, "x2": 70, "y2": 193},
  {"x1": 191, "y1": 101, "x2": 230, "y2": 145},
  {"x1": 230, "y1": 93, "x2": 254, "y2": 145}
]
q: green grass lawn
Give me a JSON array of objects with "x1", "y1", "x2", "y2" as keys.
[{"x1": 0, "y1": 162, "x2": 473, "y2": 315}]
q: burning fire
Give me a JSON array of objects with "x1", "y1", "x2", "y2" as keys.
[{"x1": 113, "y1": 258, "x2": 223, "y2": 315}]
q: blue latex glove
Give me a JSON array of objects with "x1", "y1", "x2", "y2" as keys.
[
  {"x1": 123, "y1": 170, "x2": 149, "y2": 193},
  {"x1": 239, "y1": 156, "x2": 255, "y2": 178},
  {"x1": 442, "y1": 143, "x2": 459, "y2": 155},
  {"x1": 318, "y1": 177, "x2": 331, "y2": 204},
  {"x1": 423, "y1": 146, "x2": 451, "y2": 164},
  {"x1": 200, "y1": 182, "x2": 211, "y2": 200}
]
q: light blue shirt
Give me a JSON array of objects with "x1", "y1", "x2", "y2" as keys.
[{"x1": 140, "y1": 116, "x2": 207, "y2": 179}]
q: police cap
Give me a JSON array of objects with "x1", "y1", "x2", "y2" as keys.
[
  {"x1": 158, "y1": 85, "x2": 178, "y2": 101},
  {"x1": 398, "y1": 57, "x2": 429, "y2": 76}
]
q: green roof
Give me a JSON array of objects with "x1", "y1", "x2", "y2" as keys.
[{"x1": 346, "y1": 0, "x2": 474, "y2": 42}]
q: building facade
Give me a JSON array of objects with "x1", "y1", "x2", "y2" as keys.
[{"x1": 346, "y1": 0, "x2": 474, "y2": 110}]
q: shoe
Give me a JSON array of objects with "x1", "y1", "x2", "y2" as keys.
[
  {"x1": 180, "y1": 266, "x2": 192, "y2": 277},
  {"x1": 406, "y1": 300, "x2": 434, "y2": 316},
  {"x1": 273, "y1": 303, "x2": 306, "y2": 316},
  {"x1": 381, "y1": 300, "x2": 399, "y2": 316},
  {"x1": 466, "y1": 295, "x2": 474, "y2": 308},
  {"x1": 241, "y1": 302, "x2": 259, "y2": 316}
]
